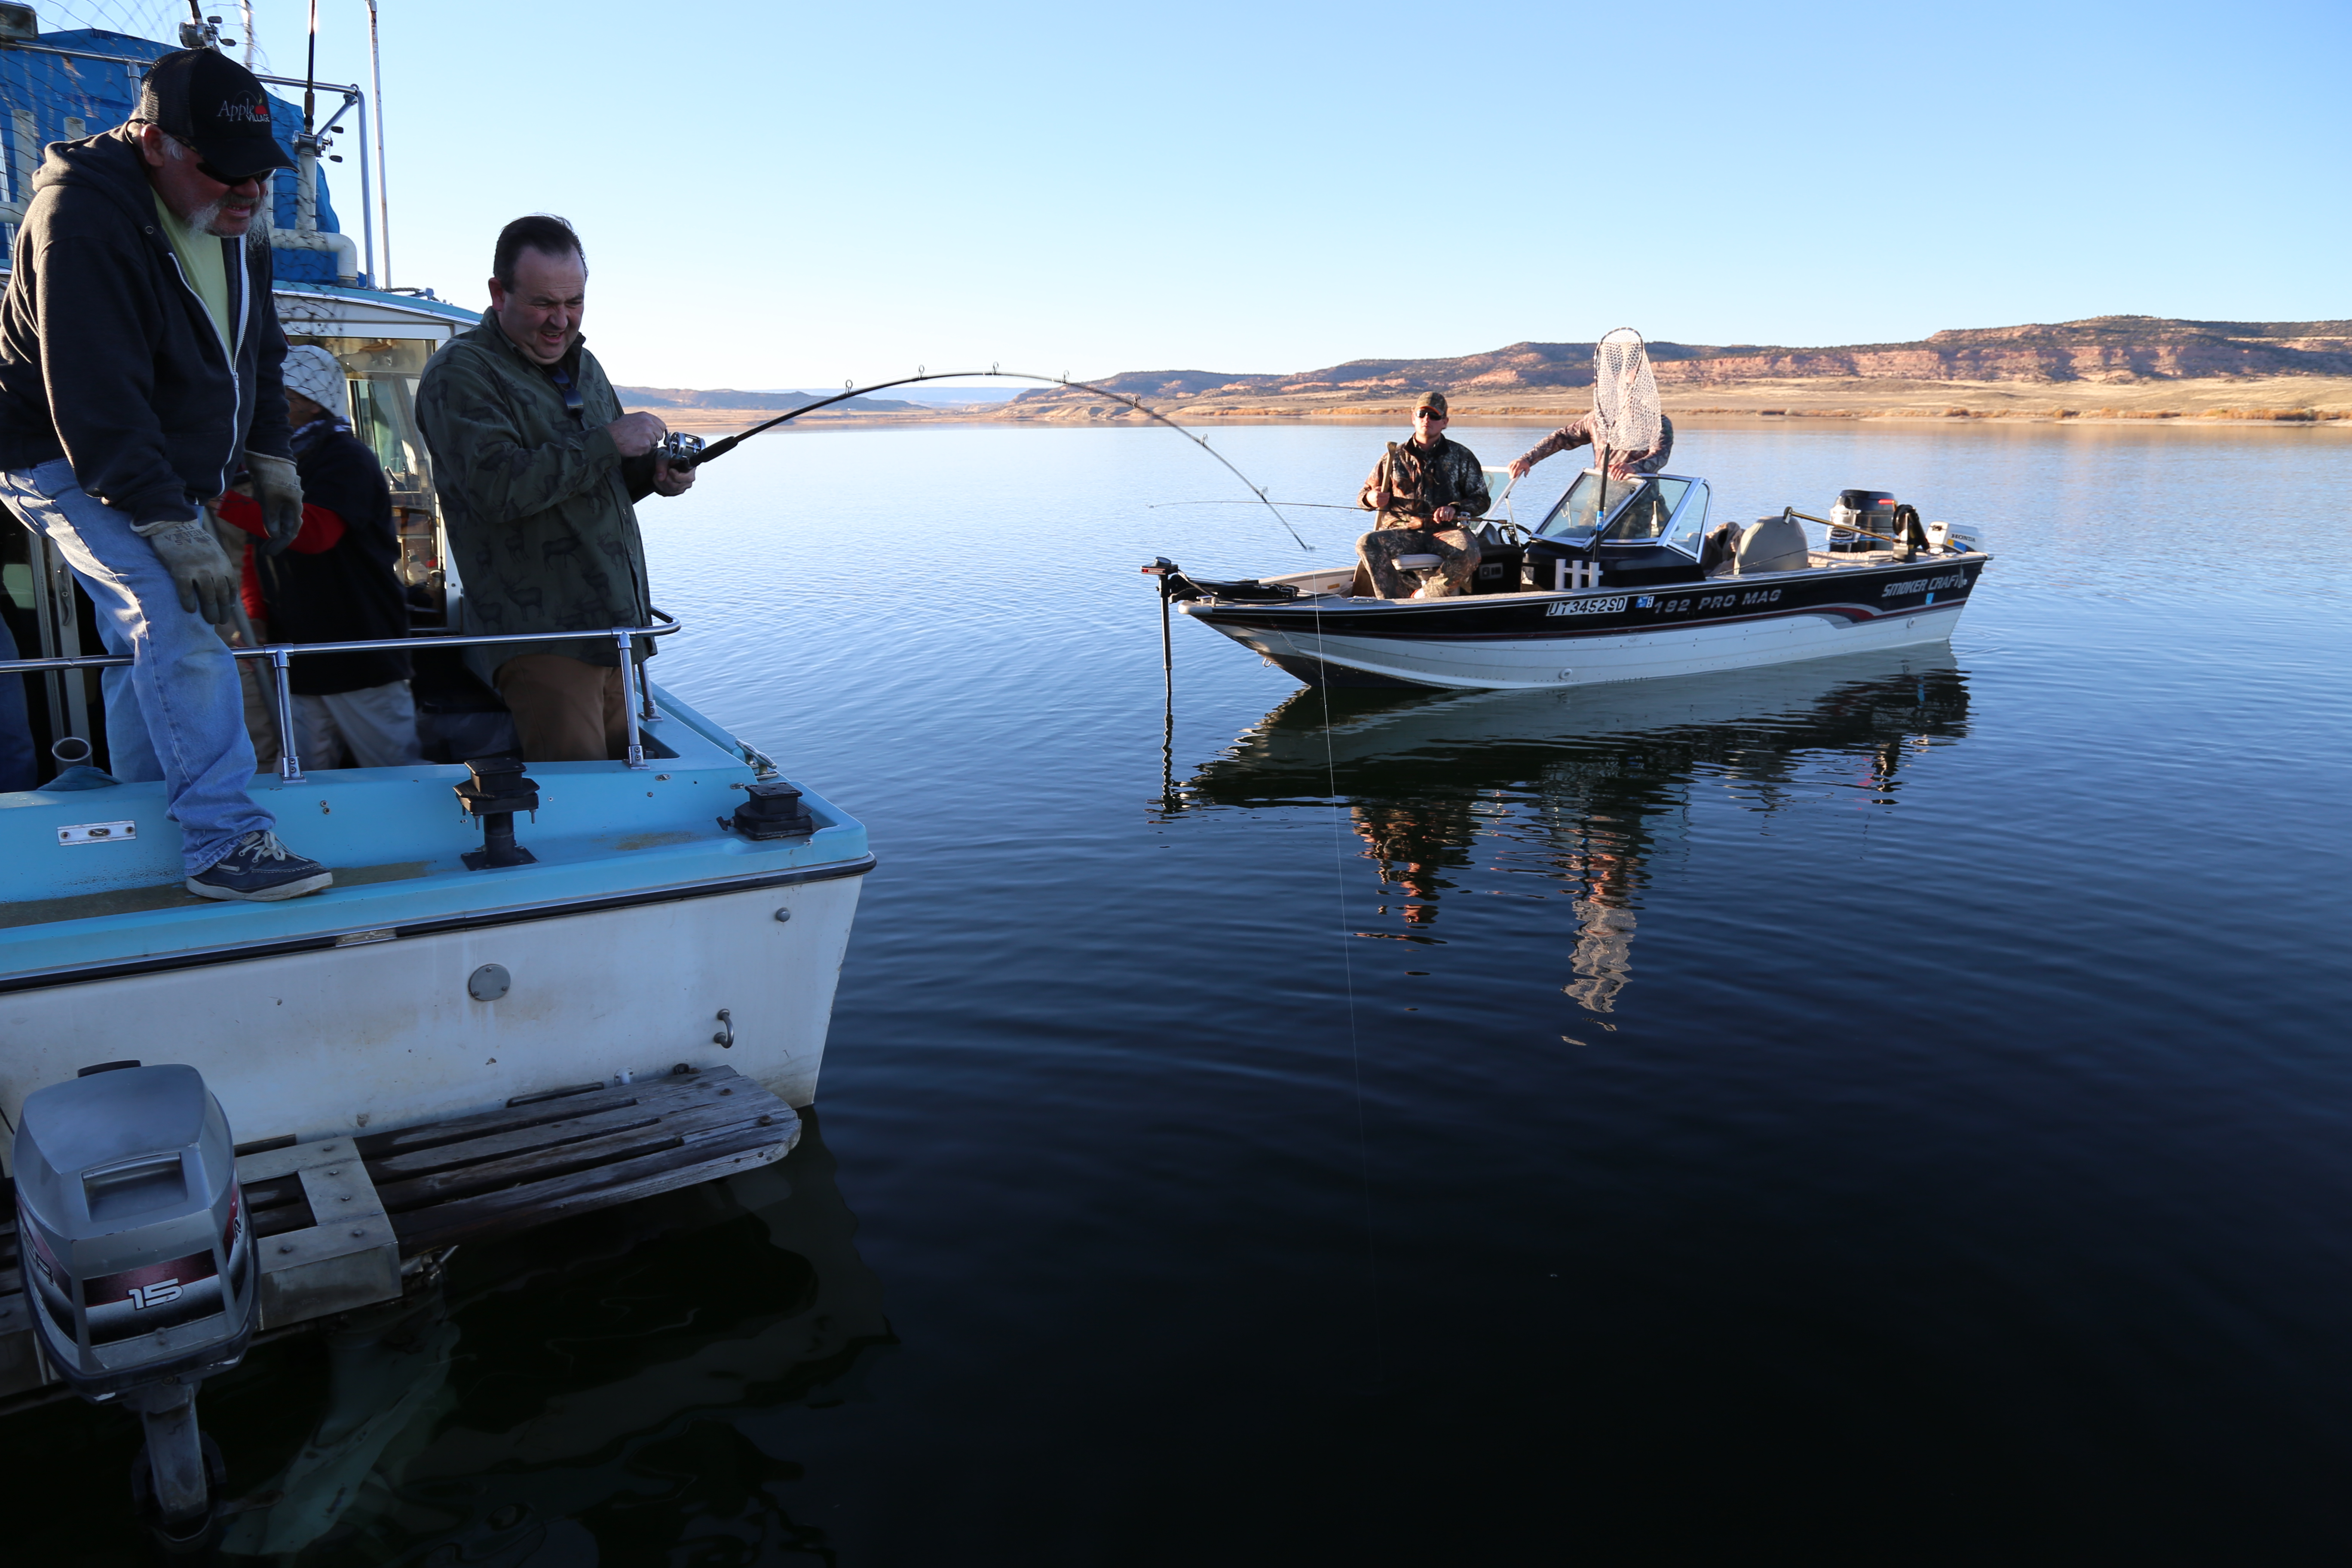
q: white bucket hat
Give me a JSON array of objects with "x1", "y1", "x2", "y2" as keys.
[{"x1": 281, "y1": 344, "x2": 351, "y2": 424}]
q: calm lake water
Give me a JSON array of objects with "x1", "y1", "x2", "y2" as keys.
[{"x1": 12, "y1": 418, "x2": 2352, "y2": 1564}]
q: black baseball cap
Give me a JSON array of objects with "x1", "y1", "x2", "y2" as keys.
[{"x1": 135, "y1": 49, "x2": 296, "y2": 182}]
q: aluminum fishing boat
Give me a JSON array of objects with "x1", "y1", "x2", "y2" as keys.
[{"x1": 1153, "y1": 470, "x2": 1990, "y2": 690}]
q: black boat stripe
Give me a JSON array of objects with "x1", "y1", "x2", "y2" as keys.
[
  {"x1": 0, "y1": 854, "x2": 879, "y2": 996},
  {"x1": 1202, "y1": 600, "x2": 1966, "y2": 642}
]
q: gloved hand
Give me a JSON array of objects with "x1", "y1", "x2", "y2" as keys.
[
  {"x1": 245, "y1": 451, "x2": 303, "y2": 555},
  {"x1": 145, "y1": 520, "x2": 241, "y2": 626}
]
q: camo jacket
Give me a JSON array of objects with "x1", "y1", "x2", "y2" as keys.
[
  {"x1": 1356, "y1": 434, "x2": 1491, "y2": 527},
  {"x1": 416, "y1": 316, "x2": 663, "y2": 686},
  {"x1": 1514, "y1": 412, "x2": 1675, "y2": 475}
]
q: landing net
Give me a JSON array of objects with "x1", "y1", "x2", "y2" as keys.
[{"x1": 1592, "y1": 328, "x2": 1662, "y2": 457}]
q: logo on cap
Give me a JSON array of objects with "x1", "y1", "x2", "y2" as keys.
[{"x1": 217, "y1": 95, "x2": 272, "y2": 124}]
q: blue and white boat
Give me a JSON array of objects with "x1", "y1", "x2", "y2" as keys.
[{"x1": 0, "y1": 20, "x2": 870, "y2": 1175}]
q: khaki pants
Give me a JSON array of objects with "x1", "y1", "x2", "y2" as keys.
[{"x1": 495, "y1": 654, "x2": 629, "y2": 762}]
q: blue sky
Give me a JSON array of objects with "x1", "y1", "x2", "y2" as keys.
[{"x1": 105, "y1": 0, "x2": 2352, "y2": 387}]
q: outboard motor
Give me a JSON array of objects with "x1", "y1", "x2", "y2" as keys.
[
  {"x1": 12, "y1": 1062, "x2": 254, "y2": 1545},
  {"x1": 1829, "y1": 489, "x2": 1898, "y2": 553}
]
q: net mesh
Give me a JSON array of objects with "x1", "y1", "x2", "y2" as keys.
[{"x1": 1592, "y1": 328, "x2": 1661, "y2": 456}]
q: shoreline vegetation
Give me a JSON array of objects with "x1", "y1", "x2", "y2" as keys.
[{"x1": 624, "y1": 316, "x2": 2352, "y2": 432}]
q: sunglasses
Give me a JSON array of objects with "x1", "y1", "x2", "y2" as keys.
[
  {"x1": 164, "y1": 133, "x2": 266, "y2": 189},
  {"x1": 1416, "y1": 410, "x2": 1448, "y2": 420},
  {"x1": 195, "y1": 159, "x2": 266, "y2": 189}
]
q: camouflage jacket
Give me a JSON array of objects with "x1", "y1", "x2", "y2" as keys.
[
  {"x1": 1515, "y1": 412, "x2": 1675, "y2": 475},
  {"x1": 416, "y1": 316, "x2": 664, "y2": 685},
  {"x1": 1356, "y1": 434, "x2": 1490, "y2": 527}
]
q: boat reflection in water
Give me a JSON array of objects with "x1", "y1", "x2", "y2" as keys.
[
  {"x1": 176, "y1": 1111, "x2": 892, "y2": 1563},
  {"x1": 1171, "y1": 649, "x2": 1971, "y2": 1015}
]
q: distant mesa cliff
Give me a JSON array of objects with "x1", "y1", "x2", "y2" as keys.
[
  {"x1": 1003, "y1": 318, "x2": 2352, "y2": 421},
  {"x1": 613, "y1": 386, "x2": 928, "y2": 415}
]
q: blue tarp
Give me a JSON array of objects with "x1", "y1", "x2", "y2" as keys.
[{"x1": 0, "y1": 28, "x2": 359, "y2": 285}]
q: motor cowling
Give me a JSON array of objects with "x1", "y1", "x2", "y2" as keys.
[
  {"x1": 1830, "y1": 488, "x2": 1898, "y2": 553},
  {"x1": 11, "y1": 1063, "x2": 255, "y2": 1401}
]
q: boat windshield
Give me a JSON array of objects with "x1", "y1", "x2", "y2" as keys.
[{"x1": 1535, "y1": 472, "x2": 1693, "y2": 545}]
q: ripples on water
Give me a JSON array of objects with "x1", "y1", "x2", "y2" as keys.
[{"x1": 11, "y1": 421, "x2": 2352, "y2": 1563}]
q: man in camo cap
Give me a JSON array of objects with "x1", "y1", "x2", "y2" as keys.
[{"x1": 1352, "y1": 392, "x2": 1491, "y2": 598}]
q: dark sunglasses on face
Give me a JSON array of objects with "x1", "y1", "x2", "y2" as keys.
[
  {"x1": 1417, "y1": 410, "x2": 1447, "y2": 420},
  {"x1": 163, "y1": 135, "x2": 263, "y2": 189}
]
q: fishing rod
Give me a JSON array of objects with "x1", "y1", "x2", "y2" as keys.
[
  {"x1": 1147, "y1": 499, "x2": 1361, "y2": 511},
  {"x1": 667, "y1": 369, "x2": 1311, "y2": 550},
  {"x1": 1151, "y1": 468, "x2": 1524, "y2": 515}
]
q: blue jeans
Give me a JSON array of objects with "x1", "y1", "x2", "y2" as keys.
[{"x1": 0, "y1": 459, "x2": 271, "y2": 871}]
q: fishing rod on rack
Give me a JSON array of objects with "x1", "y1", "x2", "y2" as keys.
[{"x1": 657, "y1": 368, "x2": 1312, "y2": 551}]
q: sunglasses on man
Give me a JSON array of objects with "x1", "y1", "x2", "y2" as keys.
[
  {"x1": 167, "y1": 135, "x2": 266, "y2": 189},
  {"x1": 1416, "y1": 410, "x2": 1448, "y2": 420}
]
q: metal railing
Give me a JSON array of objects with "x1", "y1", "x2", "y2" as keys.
[{"x1": 0, "y1": 613, "x2": 682, "y2": 784}]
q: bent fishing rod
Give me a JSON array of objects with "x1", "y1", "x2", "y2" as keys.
[{"x1": 662, "y1": 369, "x2": 1311, "y2": 551}]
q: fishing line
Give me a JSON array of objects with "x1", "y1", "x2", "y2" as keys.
[
  {"x1": 1299, "y1": 550, "x2": 1381, "y2": 1393},
  {"x1": 679, "y1": 369, "x2": 1312, "y2": 552}
]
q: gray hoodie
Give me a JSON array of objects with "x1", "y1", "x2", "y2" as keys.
[{"x1": 0, "y1": 128, "x2": 292, "y2": 526}]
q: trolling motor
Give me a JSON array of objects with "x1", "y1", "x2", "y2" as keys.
[{"x1": 13, "y1": 1062, "x2": 255, "y2": 1550}]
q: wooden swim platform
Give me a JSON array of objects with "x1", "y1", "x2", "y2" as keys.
[{"x1": 0, "y1": 1064, "x2": 797, "y2": 1407}]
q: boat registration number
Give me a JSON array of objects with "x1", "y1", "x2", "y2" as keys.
[{"x1": 1547, "y1": 596, "x2": 1628, "y2": 617}]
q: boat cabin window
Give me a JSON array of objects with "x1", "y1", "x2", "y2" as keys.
[
  {"x1": 1663, "y1": 481, "x2": 1709, "y2": 557},
  {"x1": 287, "y1": 334, "x2": 444, "y2": 591},
  {"x1": 287, "y1": 336, "x2": 435, "y2": 507}
]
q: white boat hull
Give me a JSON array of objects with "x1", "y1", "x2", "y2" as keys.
[
  {"x1": 1200, "y1": 597, "x2": 1968, "y2": 689},
  {"x1": 0, "y1": 874, "x2": 861, "y2": 1144}
]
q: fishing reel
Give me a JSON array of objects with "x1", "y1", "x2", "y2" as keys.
[{"x1": 655, "y1": 432, "x2": 705, "y2": 469}]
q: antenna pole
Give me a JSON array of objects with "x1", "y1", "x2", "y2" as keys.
[
  {"x1": 302, "y1": 0, "x2": 318, "y2": 133},
  {"x1": 365, "y1": 0, "x2": 390, "y2": 287}
]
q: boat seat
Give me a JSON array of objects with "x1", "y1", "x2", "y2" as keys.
[{"x1": 1735, "y1": 515, "x2": 1809, "y2": 574}]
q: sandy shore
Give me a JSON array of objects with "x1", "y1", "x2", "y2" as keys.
[{"x1": 646, "y1": 374, "x2": 2352, "y2": 432}]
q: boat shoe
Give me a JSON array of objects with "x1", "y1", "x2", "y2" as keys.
[{"x1": 187, "y1": 831, "x2": 336, "y2": 902}]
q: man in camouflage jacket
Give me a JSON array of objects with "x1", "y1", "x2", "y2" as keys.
[
  {"x1": 1354, "y1": 391, "x2": 1490, "y2": 597},
  {"x1": 416, "y1": 215, "x2": 692, "y2": 761},
  {"x1": 1507, "y1": 410, "x2": 1675, "y2": 482}
]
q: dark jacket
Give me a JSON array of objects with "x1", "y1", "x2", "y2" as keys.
[
  {"x1": 415, "y1": 316, "x2": 662, "y2": 685},
  {"x1": 1357, "y1": 434, "x2": 1491, "y2": 527},
  {"x1": 220, "y1": 419, "x2": 410, "y2": 695},
  {"x1": 0, "y1": 129, "x2": 292, "y2": 526}
]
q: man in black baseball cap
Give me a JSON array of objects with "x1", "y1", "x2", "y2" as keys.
[
  {"x1": 138, "y1": 47, "x2": 298, "y2": 183},
  {"x1": 0, "y1": 49, "x2": 335, "y2": 899}
]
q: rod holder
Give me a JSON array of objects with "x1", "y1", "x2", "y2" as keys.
[{"x1": 454, "y1": 756, "x2": 539, "y2": 870}]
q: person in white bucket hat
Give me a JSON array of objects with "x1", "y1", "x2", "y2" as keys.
[{"x1": 213, "y1": 344, "x2": 423, "y2": 769}]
